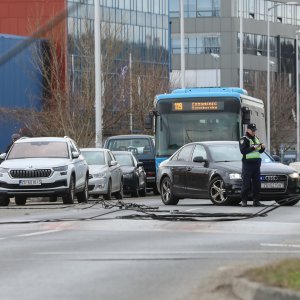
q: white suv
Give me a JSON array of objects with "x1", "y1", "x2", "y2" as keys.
[{"x1": 0, "y1": 136, "x2": 89, "y2": 206}]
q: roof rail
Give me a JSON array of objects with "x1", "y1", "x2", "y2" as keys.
[{"x1": 63, "y1": 136, "x2": 70, "y2": 139}]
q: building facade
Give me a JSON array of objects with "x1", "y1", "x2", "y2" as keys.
[{"x1": 170, "y1": 0, "x2": 300, "y2": 95}]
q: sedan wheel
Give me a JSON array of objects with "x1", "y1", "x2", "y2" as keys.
[
  {"x1": 104, "y1": 180, "x2": 112, "y2": 200},
  {"x1": 160, "y1": 177, "x2": 179, "y2": 205},
  {"x1": 209, "y1": 177, "x2": 230, "y2": 205},
  {"x1": 15, "y1": 196, "x2": 27, "y2": 206}
]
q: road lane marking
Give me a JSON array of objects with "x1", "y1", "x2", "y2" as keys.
[
  {"x1": 260, "y1": 243, "x2": 300, "y2": 248},
  {"x1": 185, "y1": 208, "x2": 204, "y2": 212},
  {"x1": 16, "y1": 229, "x2": 62, "y2": 237}
]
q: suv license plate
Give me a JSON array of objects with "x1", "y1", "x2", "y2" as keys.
[
  {"x1": 19, "y1": 180, "x2": 42, "y2": 186},
  {"x1": 261, "y1": 182, "x2": 284, "y2": 189}
]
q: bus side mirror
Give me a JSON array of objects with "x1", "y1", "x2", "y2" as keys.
[
  {"x1": 242, "y1": 107, "x2": 250, "y2": 124},
  {"x1": 144, "y1": 112, "x2": 153, "y2": 130}
]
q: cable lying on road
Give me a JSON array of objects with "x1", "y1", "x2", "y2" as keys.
[{"x1": 0, "y1": 196, "x2": 298, "y2": 225}]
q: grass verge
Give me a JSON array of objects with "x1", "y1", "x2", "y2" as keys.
[{"x1": 243, "y1": 259, "x2": 300, "y2": 292}]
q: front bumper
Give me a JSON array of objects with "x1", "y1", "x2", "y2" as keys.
[{"x1": 88, "y1": 177, "x2": 108, "y2": 195}]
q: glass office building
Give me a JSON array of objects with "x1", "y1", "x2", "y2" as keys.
[{"x1": 169, "y1": 0, "x2": 300, "y2": 95}]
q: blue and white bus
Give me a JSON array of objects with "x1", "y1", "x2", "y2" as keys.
[{"x1": 145, "y1": 87, "x2": 266, "y2": 169}]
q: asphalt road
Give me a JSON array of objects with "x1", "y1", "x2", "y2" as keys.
[{"x1": 0, "y1": 195, "x2": 299, "y2": 300}]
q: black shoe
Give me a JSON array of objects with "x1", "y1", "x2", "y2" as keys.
[
  {"x1": 253, "y1": 201, "x2": 264, "y2": 207},
  {"x1": 241, "y1": 201, "x2": 247, "y2": 207}
]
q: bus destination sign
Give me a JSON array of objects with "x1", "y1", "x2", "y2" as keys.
[{"x1": 172, "y1": 101, "x2": 224, "y2": 111}]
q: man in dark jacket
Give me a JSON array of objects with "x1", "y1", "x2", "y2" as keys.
[{"x1": 239, "y1": 123, "x2": 265, "y2": 207}]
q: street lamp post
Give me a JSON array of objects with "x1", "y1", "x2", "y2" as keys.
[
  {"x1": 211, "y1": 53, "x2": 220, "y2": 86},
  {"x1": 267, "y1": 1, "x2": 297, "y2": 154},
  {"x1": 239, "y1": 0, "x2": 243, "y2": 89},
  {"x1": 296, "y1": 30, "x2": 300, "y2": 160}
]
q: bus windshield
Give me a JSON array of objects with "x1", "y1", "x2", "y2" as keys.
[{"x1": 156, "y1": 111, "x2": 240, "y2": 157}]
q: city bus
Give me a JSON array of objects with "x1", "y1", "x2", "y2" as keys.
[{"x1": 145, "y1": 87, "x2": 266, "y2": 169}]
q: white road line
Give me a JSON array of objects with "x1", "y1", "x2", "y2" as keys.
[
  {"x1": 260, "y1": 243, "x2": 300, "y2": 248},
  {"x1": 185, "y1": 208, "x2": 204, "y2": 212},
  {"x1": 16, "y1": 229, "x2": 62, "y2": 237}
]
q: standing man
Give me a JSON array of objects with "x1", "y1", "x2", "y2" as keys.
[{"x1": 239, "y1": 123, "x2": 265, "y2": 207}]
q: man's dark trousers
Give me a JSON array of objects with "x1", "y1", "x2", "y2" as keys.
[{"x1": 241, "y1": 160, "x2": 261, "y2": 202}]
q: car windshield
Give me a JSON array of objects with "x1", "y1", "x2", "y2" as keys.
[
  {"x1": 114, "y1": 154, "x2": 133, "y2": 166},
  {"x1": 208, "y1": 143, "x2": 274, "y2": 163},
  {"x1": 8, "y1": 141, "x2": 69, "y2": 159},
  {"x1": 108, "y1": 138, "x2": 151, "y2": 155},
  {"x1": 81, "y1": 151, "x2": 105, "y2": 165}
]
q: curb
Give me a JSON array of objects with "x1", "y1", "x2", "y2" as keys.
[{"x1": 232, "y1": 277, "x2": 300, "y2": 300}]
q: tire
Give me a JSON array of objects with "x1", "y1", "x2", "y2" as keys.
[
  {"x1": 104, "y1": 180, "x2": 112, "y2": 200},
  {"x1": 131, "y1": 181, "x2": 139, "y2": 197},
  {"x1": 209, "y1": 177, "x2": 231, "y2": 205},
  {"x1": 63, "y1": 176, "x2": 75, "y2": 204},
  {"x1": 15, "y1": 196, "x2": 27, "y2": 206},
  {"x1": 77, "y1": 176, "x2": 89, "y2": 203},
  {"x1": 276, "y1": 199, "x2": 300, "y2": 206},
  {"x1": 49, "y1": 196, "x2": 58, "y2": 202},
  {"x1": 115, "y1": 181, "x2": 123, "y2": 199},
  {"x1": 153, "y1": 185, "x2": 160, "y2": 195},
  {"x1": 139, "y1": 182, "x2": 146, "y2": 197},
  {"x1": 0, "y1": 196, "x2": 10, "y2": 206},
  {"x1": 160, "y1": 176, "x2": 179, "y2": 205}
]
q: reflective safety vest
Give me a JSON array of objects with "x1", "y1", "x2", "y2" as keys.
[{"x1": 244, "y1": 136, "x2": 261, "y2": 159}]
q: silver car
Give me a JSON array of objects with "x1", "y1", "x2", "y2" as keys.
[{"x1": 80, "y1": 148, "x2": 123, "y2": 200}]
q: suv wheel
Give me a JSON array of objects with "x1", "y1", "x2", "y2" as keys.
[
  {"x1": 15, "y1": 196, "x2": 27, "y2": 206},
  {"x1": 77, "y1": 176, "x2": 89, "y2": 203},
  {"x1": 63, "y1": 176, "x2": 75, "y2": 204},
  {"x1": 0, "y1": 196, "x2": 10, "y2": 206}
]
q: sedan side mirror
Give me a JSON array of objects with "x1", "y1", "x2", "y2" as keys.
[
  {"x1": 193, "y1": 156, "x2": 207, "y2": 163},
  {"x1": 0, "y1": 153, "x2": 6, "y2": 160},
  {"x1": 272, "y1": 155, "x2": 280, "y2": 162},
  {"x1": 110, "y1": 160, "x2": 118, "y2": 167}
]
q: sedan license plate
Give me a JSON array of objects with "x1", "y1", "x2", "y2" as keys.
[
  {"x1": 19, "y1": 179, "x2": 42, "y2": 186},
  {"x1": 261, "y1": 182, "x2": 284, "y2": 189}
]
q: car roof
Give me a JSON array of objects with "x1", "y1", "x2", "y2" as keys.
[
  {"x1": 15, "y1": 137, "x2": 71, "y2": 143},
  {"x1": 105, "y1": 134, "x2": 153, "y2": 140},
  {"x1": 80, "y1": 148, "x2": 110, "y2": 152},
  {"x1": 112, "y1": 151, "x2": 133, "y2": 155},
  {"x1": 187, "y1": 141, "x2": 239, "y2": 146}
]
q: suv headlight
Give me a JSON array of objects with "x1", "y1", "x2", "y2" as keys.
[
  {"x1": 0, "y1": 168, "x2": 9, "y2": 177},
  {"x1": 53, "y1": 166, "x2": 68, "y2": 172},
  {"x1": 289, "y1": 172, "x2": 299, "y2": 179},
  {"x1": 229, "y1": 173, "x2": 242, "y2": 180}
]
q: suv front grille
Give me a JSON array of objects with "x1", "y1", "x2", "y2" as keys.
[{"x1": 10, "y1": 169, "x2": 52, "y2": 178}]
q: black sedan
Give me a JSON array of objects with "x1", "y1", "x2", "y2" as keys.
[
  {"x1": 157, "y1": 141, "x2": 300, "y2": 206},
  {"x1": 113, "y1": 151, "x2": 147, "y2": 197}
]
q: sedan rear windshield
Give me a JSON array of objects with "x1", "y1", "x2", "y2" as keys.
[{"x1": 8, "y1": 142, "x2": 69, "y2": 159}]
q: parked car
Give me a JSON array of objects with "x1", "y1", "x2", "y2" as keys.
[
  {"x1": 157, "y1": 141, "x2": 300, "y2": 206},
  {"x1": 80, "y1": 148, "x2": 123, "y2": 200},
  {"x1": 0, "y1": 136, "x2": 89, "y2": 206},
  {"x1": 113, "y1": 151, "x2": 147, "y2": 197},
  {"x1": 104, "y1": 134, "x2": 158, "y2": 194}
]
